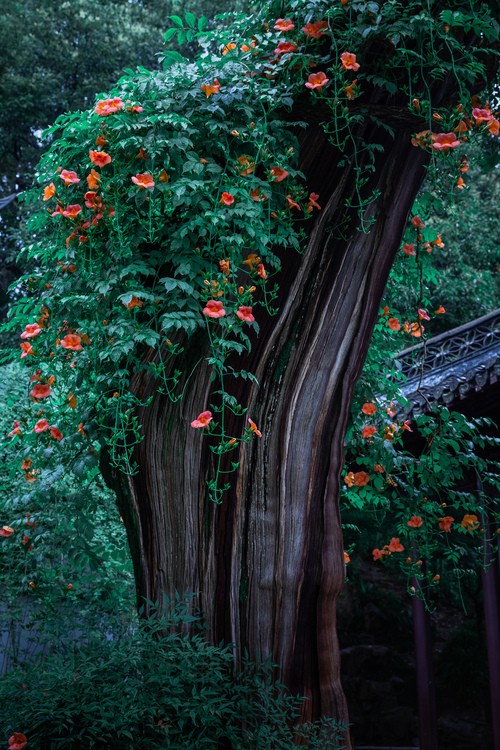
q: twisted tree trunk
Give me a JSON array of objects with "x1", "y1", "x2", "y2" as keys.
[{"x1": 102, "y1": 114, "x2": 430, "y2": 745}]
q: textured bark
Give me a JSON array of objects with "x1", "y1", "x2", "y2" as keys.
[{"x1": 102, "y1": 116, "x2": 431, "y2": 747}]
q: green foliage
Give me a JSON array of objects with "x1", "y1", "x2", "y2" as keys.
[
  {"x1": 3, "y1": 0, "x2": 498, "y2": 505},
  {"x1": 0, "y1": 601, "x2": 346, "y2": 749}
]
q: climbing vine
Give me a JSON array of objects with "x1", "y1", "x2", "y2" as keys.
[{"x1": 1, "y1": 0, "x2": 499, "y2": 513}]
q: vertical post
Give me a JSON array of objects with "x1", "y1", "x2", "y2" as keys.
[
  {"x1": 412, "y1": 576, "x2": 439, "y2": 750},
  {"x1": 480, "y1": 510, "x2": 500, "y2": 750}
]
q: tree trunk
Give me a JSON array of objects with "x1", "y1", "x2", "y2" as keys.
[{"x1": 104, "y1": 116, "x2": 430, "y2": 742}]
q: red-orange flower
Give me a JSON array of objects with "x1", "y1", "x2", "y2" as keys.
[
  {"x1": 29, "y1": 383, "x2": 52, "y2": 400},
  {"x1": 248, "y1": 418, "x2": 262, "y2": 437},
  {"x1": 220, "y1": 192, "x2": 235, "y2": 206},
  {"x1": 286, "y1": 194, "x2": 301, "y2": 211},
  {"x1": 61, "y1": 333, "x2": 83, "y2": 351},
  {"x1": 124, "y1": 296, "x2": 143, "y2": 310},
  {"x1": 191, "y1": 410, "x2": 213, "y2": 428},
  {"x1": 0, "y1": 526, "x2": 14, "y2": 537},
  {"x1": 43, "y1": 182, "x2": 56, "y2": 201},
  {"x1": 438, "y1": 515, "x2": 454, "y2": 532},
  {"x1": 132, "y1": 173, "x2": 155, "y2": 189},
  {"x1": 50, "y1": 426, "x2": 63, "y2": 441},
  {"x1": 361, "y1": 402, "x2": 376, "y2": 415},
  {"x1": 8, "y1": 734, "x2": 28, "y2": 750},
  {"x1": 487, "y1": 118, "x2": 499, "y2": 136},
  {"x1": 461, "y1": 514, "x2": 479, "y2": 531},
  {"x1": 435, "y1": 305, "x2": 446, "y2": 314},
  {"x1": 456, "y1": 176, "x2": 465, "y2": 189},
  {"x1": 340, "y1": 52, "x2": 360, "y2": 71},
  {"x1": 344, "y1": 80, "x2": 357, "y2": 100},
  {"x1": 402, "y1": 243, "x2": 416, "y2": 256},
  {"x1": 222, "y1": 42, "x2": 237, "y2": 55},
  {"x1": 344, "y1": 551, "x2": 350, "y2": 564},
  {"x1": 388, "y1": 317, "x2": 401, "y2": 331},
  {"x1": 8, "y1": 420, "x2": 22, "y2": 437},
  {"x1": 274, "y1": 18, "x2": 295, "y2": 32},
  {"x1": 407, "y1": 515, "x2": 423, "y2": 528},
  {"x1": 305, "y1": 72, "x2": 329, "y2": 90},
  {"x1": 302, "y1": 20, "x2": 328, "y2": 38},
  {"x1": 269, "y1": 166, "x2": 289, "y2": 182},
  {"x1": 418, "y1": 308, "x2": 430, "y2": 321},
  {"x1": 219, "y1": 259, "x2": 230, "y2": 275},
  {"x1": 61, "y1": 204, "x2": 82, "y2": 219},
  {"x1": 236, "y1": 306, "x2": 255, "y2": 323},
  {"x1": 361, "y1": 425, "x2": 377, "y2": 439},
  {"x1": 67, "y1": 393, "x2": 77, "y2": 409},
  {"x1": 95, "y1": 97, "x2": 124, "y2": 116},
  {"x1": 306, "y1": 192, "x2": 321, "y2": 212},
  {"x1": 89, "y1": 150, "x2": 112, "y2": 166},
  {"x1": 372, "y1": 548, "x2": 386, "y2": 561},
  {"x1": 203, "y1": 300, "x2": 226, "y2": 319},
  {"x1": 33, "y1": 419, "x2": 50, "y2": 433},
  {"x1": 472, "y1": 107, "x2": 493, "y2": 122},
  {"x1": 201, "y1": 79, "x2": 221, "y2": 98},
  {"x1": 345, "y1": 470, "x2": 371, "y2": 488},
  {"x1": 243, "y1": 253, "x2": 261, "y2": 270},
  {"x1": 275, "y1": 41, "x2": 297, "y2": 55},
  {"x1": 387, "y1": 537, "x2": 404, "y2": 553},
  {"x1": 432, "y1": 132, "x2": 460, "y2": 151},
  {"x1": 21, "y1": 323, "x2": 41, "y2": 339},
  {"x1": 59, "y1": 169, "x2": 80, "y2": 185},
  {"x1": 87, "y1": 169, "x2": 101, "y2": 189},
  {"x1": 257, "y1": 263, "x2": 267, "y2": 280}
]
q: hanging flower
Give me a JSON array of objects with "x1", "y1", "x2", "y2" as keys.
[
  {"x1": 124, "y1": 296, "x2": 143, "y2": 310},
  {"x1": 248, "y1": 418, "x2": 262, "y2": 437},
  {"x1": 33, "y1": 419, "x2": 50, "y2": 434},
  {"x1": 344, "y1": 80, "x2": 358, "y2": 100},
  {"x1": 131, "y1": 173, "x2": 155, "y2": 189},
  {"x1": 87, "y1": 169, "x2": 101, "y2": 189},
  {"x1": 50, "y1": 426, "x2": 63, "y2": 441},
  {"x1": 407, "y1": 515, "x2": 423, "y2": 528},
  {"x1": 306, "y1": 192, "x2": 321, "y2": 212},
  {"x1": 59, "y1": 169, "x2": 80, "y2": 185},
  {"x1": 243, "y1": 253, "x2": 261, "y2": 270},
  {"x1": 43, "y1": 182, "x2": 56, "y2": 201},
  {"x1": 89, "y1": 150, "x2": 112, "y2": 166},
  {"x1": 191, "y1": 411, "x2": 213, "y2": 428},
  {"x1": 61, "y1": 204, "x2": 82, "y2": 219},
  {"x1": 431, "y1": 132, "x2": 461, "y2": 151},
  {"x1": 340, "y1": 52, "x2": 360, "y2": 71},
  {"x1": 275, "y1": 41, "x2": 297, "y2": 55},
  {"x1": 344, "y1": 551, "x2": 350, "y2": 564},
  {"x1": 60, "y1": 333, "x2": 83, "y2": 351},
  {"x1": 372, "y1": 548, "x2": 386, "y2": 561},
  {"x1": 402, "y1": 243, "x2": 416, "y2": 256},
  {"x1": 387, "y1": 537, "x2": 404, "y2": 553},
  {"x1": 20, "y1": 323, "x2": 42, "y2": 339},
  {"x1": 305, "y1": 72, "x2": 329, "y2": 90},
  {"x1": 438, "y1": 516, "x2": 454, "y2": 532},
  {"x1": 286, "y1": 195, "x2": 301, "y2": 211},
  {"x1": 29, "y1": 383, "x2": 52, "y2": 400},
  {"x1": 435, "y1": 305, "x2": 446, "y2": 314},
  {"x1": 0, "y1": 526, "x2": 14, "y2": 537},
  {"x1": 418, "y1": 308, "x2": 430, "y2": 321},
  {"x1": 461, "y1": 514, "x2": 479, "y2": 531},
  {"x1": 203, "y1": 300, "x2": 226, "y2": 319},
  {"x1": 411, "y1": 215, "x2": 425, "y2": 229},
  {"x1": 302, "y1": 20, "x2": 328, "y2": 38},
  {"x1": 257, "y1": 263, "x2": 267, "y2": 280},
  {"x1": 274, "y1": 18, "x2": 295, "y2": 32},
  {"x1": 200, "y1": 79, "x2": 221, "y2": 98},
  {"x1": 8, "y1": 420, "x2": 22, "y2": 437},
  {"x1": 388, "y1": 317, "x2": 401, "y2": 331},
  {"x1": 220, "y1": 192, "x2": 235, "y2": 206},
  {"x1": 236, "y1": 306, "x2": 255, "y2": 323},
  {"x1": 269, "y1": 166, "x2": 289, "y2": 182},
  {"x1": 95, "y1": 97, "x2": 124, "y2": 116}
]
